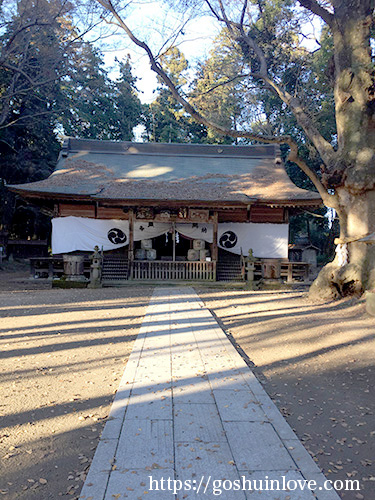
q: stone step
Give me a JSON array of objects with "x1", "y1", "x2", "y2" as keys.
[{"x1": 102, "y1": 258, "x2": 129, "y2": 280}]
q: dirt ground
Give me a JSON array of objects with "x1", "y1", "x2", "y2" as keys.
[
  {"x1": 0, "y1": 263, "x2": 374, "y2": 500},
  {"x1": 0, "y1": 263, "x2": 153, "y2": 499},
  {"x1": 198, "y1": 288, "x2": 375, "y2": 500}
]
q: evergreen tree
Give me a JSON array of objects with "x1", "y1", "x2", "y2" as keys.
[
  {"x1": 144, "y1": 47, "x2": 207, "y2": 143},
  {"x1": 191, "y1": 30, "x2": 244, "y2": 144},
  {"x1": 60, "y1": 43, "x2": 117, "y2": 140},
  {"x1": 111, "y1": 56, "x2": 142, "y2": 141},
  {"x1": 0, "y1": 0, "x2": 71, "y2": 237},
  {"x1": 61, "y1": 49, "x2": 142, "y2": 141}
]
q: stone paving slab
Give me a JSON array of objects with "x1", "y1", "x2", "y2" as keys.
[
  {"x1": 115, "y1": 418, "x2": 174, "y2": 470},
  {"x1": 223, "y1": 421, "x2": 296, "y2": 471},
  {"x1": 79, "y1": 287, "x2": 341, "y2": 500},
  {"x1": 213, "y1": 389, "x2": 266, "y2": 422},
  {"x1": 174, "y1": 402, "x2": 227, "y2": 443},
  {"x1": 105, "y1": 469, "x2": 176, "y2": 500},
  {"x1": 172, "y1": 377, "x2": 216, "y2": 404},
  {"x1": 175, "y1": 441, "x2": 247, "y2": 500}
]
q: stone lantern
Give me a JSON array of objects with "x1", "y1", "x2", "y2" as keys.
[{"x1": 88, "y1": 246, "x2": 103, "y2": 288}]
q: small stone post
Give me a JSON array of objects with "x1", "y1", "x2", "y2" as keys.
[
  {"x1": 88, "y1": 246, "x2": 103, "y2": 288},
  {"x1": 245, "y1": 248, "x2": 256, "y2": 290}
]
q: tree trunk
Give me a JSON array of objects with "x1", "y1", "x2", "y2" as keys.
[
  {"x1": 308, "y1": 2, "x2": 375, "y2": 300},
  {"x1": 309, "y1": 188, "x2": 375, "y2": 300}
]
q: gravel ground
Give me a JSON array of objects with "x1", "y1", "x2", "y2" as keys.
[{"x1": 198, "y1": 288, "x2": 375, "y2": 500}]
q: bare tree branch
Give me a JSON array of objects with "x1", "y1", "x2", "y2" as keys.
[
  {"x1": 0, "y1": 109, "x2": 64, "y2": 130},
  {"x1": 0, "y1": 62, "x2": 53, "y2": 86},
  {"x1": 2, "y1": 20, "x2": 51, "y2": 55},
  {"x1": 298, "y1": 0, "x2": 334, "y2": 27},
  {"x1": 204, "y1": 0, "x2": 223, "y2": 23},
  {"x1": 218, "y1": 16, "x2": 337, "y2": 166},
  {"x1": 190, "y1": 73, "x2": 251, "y2": 96},
  {"x1": 156, "y1": 18, "x2": 191, "y2": 59},
  {"x1": 287, "y1": 142, "x2": 338, "y2": 208},
  {"x1": 240, "y1": 0, "x2": 247, "y2": 27},
  {"x1": 217, "y1": 0, "x2": 234, "y2": 35}
]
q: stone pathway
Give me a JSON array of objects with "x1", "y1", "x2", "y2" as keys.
[{"x1": 79, "y1": 287, "x2": 340, "y2": 500}]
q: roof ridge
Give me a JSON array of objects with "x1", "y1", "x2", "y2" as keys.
[{"x1": 62, "y1": 138, "x2": 278, "y2": 159}]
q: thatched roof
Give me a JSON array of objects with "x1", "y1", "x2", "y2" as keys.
[{"x1": 9, "y1": 138, "x2": 321, "y2": 206}]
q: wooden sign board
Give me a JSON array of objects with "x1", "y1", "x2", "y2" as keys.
[{"x1": 188, "y1": 209, "x2": 209, "y2": 222}]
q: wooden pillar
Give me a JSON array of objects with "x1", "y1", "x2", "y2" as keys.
[
  {"x1": 172, "y1": 222, "x2": 176, "y2": 262},
  {"x1": 304, "y1": 263, "x2": 309, "y2": 283},
  {"x1": 129, "y1": 209, "x2": 134, "y2": 280},
  {"x1": 287, "y1": 263, "x2": 293, "y2": 283},
  {"x1": 212, "y1": 212, "x2": 218, "y2": 281},
  {"x1": 30, "y1": 258, "x2": 35, "y2": 279},
  {"x1": 48, "y1": 259, "x2": 54, "y2": 280}
]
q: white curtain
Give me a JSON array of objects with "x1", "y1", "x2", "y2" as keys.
[
  {"x1": 52, "y1": 217, "x2": 130, "y2": 254},
  {"x1": 133, "y1": 221, "x2": 171, "y2": 241},
  {"x1": 176, "y1": 223, "x2": 213, "y2": 243},
  {"x1": 218, "y1": 223, "x2": 288, "y2": 258},
  {"x1": 52, "y1": 217, "x2": 288, "y2": 259}
]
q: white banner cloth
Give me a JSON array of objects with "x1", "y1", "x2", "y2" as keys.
[
  {"x1": 176, "y1": 223, "x2": 213, "y2": 243},
  {"x1": 134, "y1": 221, "x2": 170, "y2": 241},
  {"x1": 52, "y1": 217, "x2": 288, "y2": 259},
  {"x1": 218, "y1": 223, "x2": 288, "y2": 258},
  {"x1": 52, "y1": 217, "x2": 129, "y2": 254}
]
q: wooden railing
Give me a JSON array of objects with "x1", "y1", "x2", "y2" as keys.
[
  {"x1": 30, "y1": 256, "x2": 309, "y2": 283},
  {"x1": 132, "y1": 260, "x2": 216, "y2": 281},
  {"x1": 280, "y1": 261, "x2": 310, "y2": 282},
  {"x1": 30, "y1": 256, "x2": 91, "y2": 279},
  {"x1": 252, "y1": 260, "x2": 310, "y2": 283}
]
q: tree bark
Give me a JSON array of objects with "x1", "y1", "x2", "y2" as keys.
[
  {"x1": 309, "y1": 188, "x2": 375, "y2": 300},
  {"x1": 308, "y1": 1, "x2": 375, "y2": 299}
]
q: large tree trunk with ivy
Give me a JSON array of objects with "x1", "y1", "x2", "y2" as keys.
[{"x1": 96, "y1": 0, "x2": 375, "y2": 299}]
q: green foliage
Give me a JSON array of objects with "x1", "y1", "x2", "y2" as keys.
[
  {"x1": 190, "y1": 30, "x2": 244, "y2": 144},
  {"x1": 0, "y1": 0, "x2": 70, "y2": 237},
  {"x1": 60, "y1": 43, "x2": 115, "y2": 140},
  {"x1": 60, "y1": 49, "x2": 142, "y2": 141},
  {"x1": 0, "y1": 0, "x2": 73, "y2": 129},
  {"x1": 0, "y1": 1, "x2": 143, "y2": 238},
  {"x1": 143, "y1": 47, "x2": 208, "y2": 143},
  {"x1": 112, "y1": 57, "x2": 142, "y2": 141}
]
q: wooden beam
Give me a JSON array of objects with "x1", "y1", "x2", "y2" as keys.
[
  {"x1": 172, "y1": 222, "x2": 176, "y2": 262},
  {"x1": 284, "y1": 207, "x2": 289, "y2": 223},
  {"x1": 129, "y1": 208, "x2": 134, "y2": 279},
  {"x1": 212, "y1": 212, "x2": 218, "y2": 281}
]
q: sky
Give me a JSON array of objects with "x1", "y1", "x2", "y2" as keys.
[
  {"x1": 96, "y1": 2, "x2": 220, "y2": 104},
  {"x1": 92, "y1": 1, "x2": 321, "y2": 107}
]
